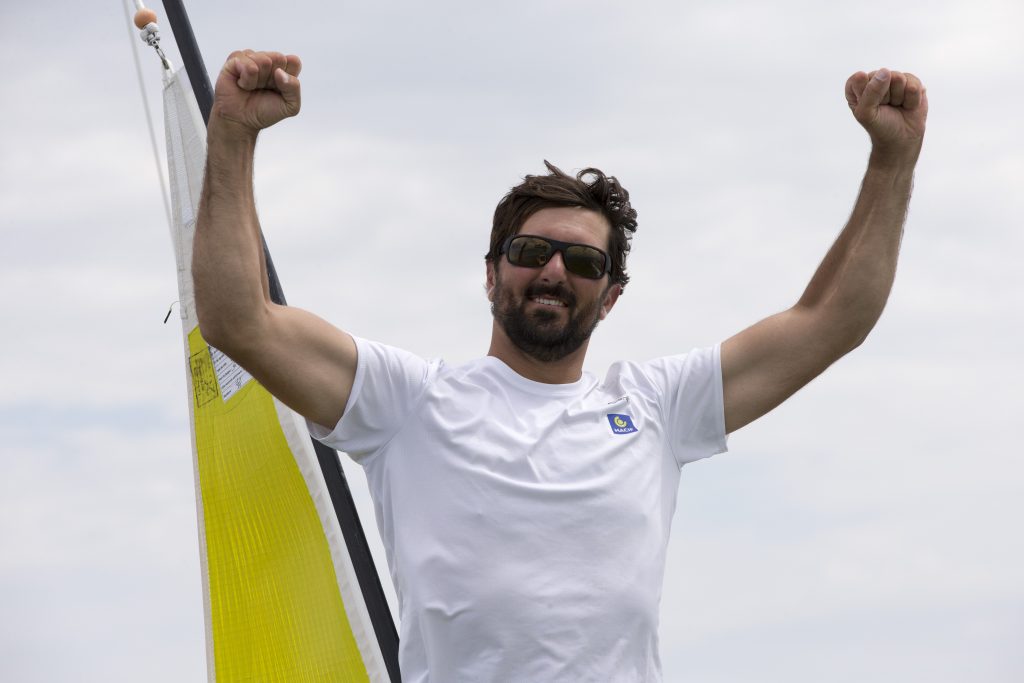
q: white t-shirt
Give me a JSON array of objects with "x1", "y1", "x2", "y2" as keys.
[{"x1": 311, "y1": 337, "x2": 728, "y2": 682}]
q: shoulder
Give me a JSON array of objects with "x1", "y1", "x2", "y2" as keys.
[
  {"x1": 352, "y1": 336, "x2": 444, "y2": 381},
  {"x1": 606, "y1": 347, "x2": 727, "y2": 464},
  {"x1": 603, "y1": 345, "x2": 722, "y2": 398}
]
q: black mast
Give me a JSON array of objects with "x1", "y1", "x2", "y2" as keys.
[{"x1": 159, "y1": 3, "x2": 401, "y2": 679}]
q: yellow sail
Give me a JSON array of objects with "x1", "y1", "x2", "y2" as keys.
[{"x1": 163, "y1": 67, "x2": 391, "y2": 682}]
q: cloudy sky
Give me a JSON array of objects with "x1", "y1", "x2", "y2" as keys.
[{"x1": 1, "y1": 0, "x2": 1021, "y2": 681}]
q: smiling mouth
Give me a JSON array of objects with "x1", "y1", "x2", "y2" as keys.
[
  {"x1": 530, "y1": 296, "x2": 568, "y2": 308},
  {"x1": 524, "y1": 283, "x2": 576, "y2": 310}
]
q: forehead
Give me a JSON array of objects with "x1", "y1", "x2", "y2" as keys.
[{"x1": 518, "y1": 207, "x2": 611, "y2": 250}]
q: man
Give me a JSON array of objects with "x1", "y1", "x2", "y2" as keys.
[{"x1": 194, "y1": 50, "x2": 927, "y2": 682}]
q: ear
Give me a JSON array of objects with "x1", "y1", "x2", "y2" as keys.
[
  {"x1": 485, "y1": 260, "x2": 497, "y2": 302},
  {"x1": 598, "y1": 283, "x2": 621, "y2": 321}
]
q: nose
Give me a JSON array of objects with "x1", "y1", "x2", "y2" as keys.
[{"x1": 538, "y1": 250, "x2": 567, "y2": 282}]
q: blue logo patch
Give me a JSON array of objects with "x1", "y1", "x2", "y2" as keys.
[{"x1": 607, "y1": 413, "x2": 638, "y2": 434}]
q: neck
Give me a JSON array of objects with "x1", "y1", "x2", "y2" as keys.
[{"x1": 486, "y1": 321, "x2": 589, "y2": 384}]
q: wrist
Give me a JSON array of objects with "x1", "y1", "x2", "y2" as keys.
[
  {"x1": 868, "y1": 141, "x2": 922, "y2": 172},
  {"x1": 208, "y1": 106, "x2": 260, "y2": 147}
]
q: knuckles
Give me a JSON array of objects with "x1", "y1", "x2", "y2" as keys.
[
  {"x1": 223, "y1": 50, "x2": 293, "y2": 74},
  {"x1": 847, "y1": 68, "x2": 927, "y2": 112},
  {"x1": 218, "y1": 49, "x2": 303, "y2": 99}
]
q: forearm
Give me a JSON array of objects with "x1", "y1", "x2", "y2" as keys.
[
  {"x1": 797, "y1": 149, "x2": 918, "y2": 348},
  {"x1": 192, "y1": 122, "x2": 272, "y2": 350}
]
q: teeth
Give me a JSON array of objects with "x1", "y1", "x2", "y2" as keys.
[{"x1": 533, "y1": 297, "x2": 566, "y2": 307}]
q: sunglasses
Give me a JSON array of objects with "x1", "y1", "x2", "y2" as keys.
[{"x1": 499, "y1": 234, "x2": 611, "y2": 280}]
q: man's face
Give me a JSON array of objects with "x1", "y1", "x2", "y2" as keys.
[{"x1": 488, "y1": 207, "x2": 620, "y2": 362}]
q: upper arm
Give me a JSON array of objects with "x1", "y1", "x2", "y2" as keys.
[
  {"x1": 720, "y1": 305, "x2": 858, "y2": 434},
  {"x1": 206, "y1": 302, "x2": 358, "y2": 430}
]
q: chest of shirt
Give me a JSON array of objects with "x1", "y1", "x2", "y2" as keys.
[
  {"x1": 364, "y1": 372, "x2": 683, "y2": 558},
  {"x1": 396, "y1": 373, "x2": 670, "y2": 486}
]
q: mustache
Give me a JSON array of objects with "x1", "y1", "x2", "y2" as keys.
[{"x1": 524, "y1": 283, "x2": 577, "y2": 308}]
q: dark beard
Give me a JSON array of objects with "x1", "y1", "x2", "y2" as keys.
[{"x1": 491, "y1": 278, "x2": 604, "y2": 362}]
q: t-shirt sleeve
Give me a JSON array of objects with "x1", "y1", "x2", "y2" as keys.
[
  {"x1": 642, "y1": 345, "x2": 728, "y2": 467},
  {"x1": 307, "y1": 336, "x2": 439, "y2": 462}
]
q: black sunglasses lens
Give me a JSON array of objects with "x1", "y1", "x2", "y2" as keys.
[
  {"x1": 564, "y1": 246, "x2": 606, "y2": 279},
  {"x1": 508, "y1": 237, "x2": 552, "y2": 267}
]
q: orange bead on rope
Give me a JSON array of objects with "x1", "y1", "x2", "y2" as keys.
[
  {"x1": 131, "y1": 4, "x2": 170, "y2": 70},
  {"x1": 134, "y1": 8, "x2": 158, "y2": 29}
]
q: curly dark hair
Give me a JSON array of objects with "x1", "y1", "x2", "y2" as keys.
[{"x1": 485, "y1": 161, "x2": 638, "y2": 289}]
